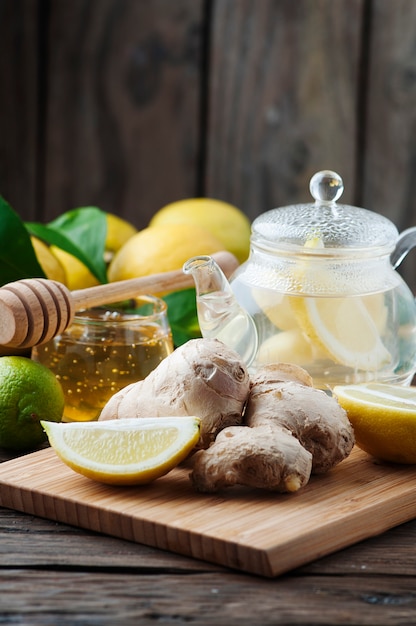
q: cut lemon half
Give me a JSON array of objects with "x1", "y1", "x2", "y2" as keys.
[
  {"x1": 333, "y1": 383, "x2": 416, "y2": 464},
  {"x1": 41, "y1": 417, "x2": 200, "y2": 485},
  {"x1": 292, "y1": 296, "x2": 391, "y2": 371}
]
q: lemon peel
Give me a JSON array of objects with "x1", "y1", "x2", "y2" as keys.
[
  {"x1": 51, "y1": 246, "x2": 100, "y2": 291},
  {"x1": 149, "y1": 197, "x2": 251, "y2": 263},
  {"x1": 41, "y1": 417, "x2": 201, "y2": 485},
  {"x1": 333, "y1": 383, "x2": 416, "y2": 464},
  {"x1": 31, "y1": 237, "x2": 67, "y2": 284},
  {"x1": 105, "y1": 213, "x2": 137, "y2": 253},
  {"x1": 108, "y1": 223, "x2": 224, "y2": 284}
]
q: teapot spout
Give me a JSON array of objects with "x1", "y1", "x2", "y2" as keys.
[{"x1": 183, "y1": 255, "x2": 258, "y2": 366}]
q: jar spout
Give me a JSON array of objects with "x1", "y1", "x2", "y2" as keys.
[{"x1": 183, "y1": 255, "x2": 258, "y2": 366}]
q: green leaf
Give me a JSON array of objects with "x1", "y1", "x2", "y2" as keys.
[
  {"x1": 26, "y1": 207, "x2": 108, "y2": 283},
  {"x1": 0, "y1": 196, "x2": 46, "y2": 286},
  {"x1": 163, "y1": 288, "x2": 201, "y2": 347}
]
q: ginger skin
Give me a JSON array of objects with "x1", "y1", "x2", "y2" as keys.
[
  {"x1": 244, "y1": 365, "x2": 355, "y2": 474},
  {"x1": 99, "y1": 338, "x2": 250, "y2": 449},
  {"x1": 190, "y1": 424, "x2": 312, "y2": 493},
  {"x1": 251, "y1": 362, "x2": 314, "y2": 388}
]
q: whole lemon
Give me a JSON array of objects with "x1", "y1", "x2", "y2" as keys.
[
  {"x1": 0, "y1": 356, "x2": 65, "y2": 451},
  {"x1": 108, "y1": 223, "x2": 224, "y2": 283},
  {"x1": 105, "y1": 213, "x2": 137, "y2": 254},
  {"x1": 149, "y1": 198, "x2": 251, "y2": 263},
  {"x1": 31, "y1": 237, "x2": 67, "y2": 284},
  {"x1": 50, "y1": 247, "x2": 100, "y2": 291}
]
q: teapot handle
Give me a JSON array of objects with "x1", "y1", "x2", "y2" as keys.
[{"x1": 391, "y1": 227, "x2": 416, "y2": 270}]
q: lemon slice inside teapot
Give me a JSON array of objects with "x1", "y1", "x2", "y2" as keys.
[{"x1": 290, "y1": 231, "x2": 390, "y2": 371}]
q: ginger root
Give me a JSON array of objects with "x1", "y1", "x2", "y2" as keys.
[
  {"x1": 99, "y1": 338, "x2": 353, "y2": 493},
  {"x1": 99, "y1": 338, "x2": 250, "y2": 449},
  {"x1": 244, "y1": 364, "x2": 355, "y2": 474},
  {"x1": 190, "y1": 362, "x2": 354, "y2": 493},
  {"x1": 190, "y1": 424, "x2": 312, "y2": 493}
]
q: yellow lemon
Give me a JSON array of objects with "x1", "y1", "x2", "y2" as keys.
[
  {"x1": 50, "y1": 246, "x2": 100, "y2": 291},
  {"x1": 149, "y1": 198, "x2": 251, "y2": 263},
  {"x1": 0, "y1": 356, "x2": 64, "y2": 451},
  {"x1": 333, "y1": 383, "x2": 416, "y2": 464},
  {"x1": 108, "y1": 223, "x2": 224, "y2": 283},
  {"x1": 252, "y1": 288, "x2": 298, "y2": 331},
  {"x1": 292, "y1": 296, "x2": 391, "y2": 371},
  {"x1": 105, "y1": 212, "x2": 137, "y2": 254},
  {"x1": 41, "y1": 416, "x2": 201, "y2": 485},
  {"x1": 363, "y1": 293, "x2": 388, "y2": 333},
  {"x1": 31, "y1": 237, "x2": 67, "y2": 284},
  {"x1": 256, "y1": 329, "x2": 317, "y2": 366}
]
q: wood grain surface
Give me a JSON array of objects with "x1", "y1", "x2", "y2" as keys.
[
  {"x1": 1, "y1": 506, "x2": 416, "y2": 625},
  {"x1": 0, "y1": 445, "x2": 415, "y2": 578},
  {"x1": 1, "y1": 448, "x2": 416, "y2": 624}
]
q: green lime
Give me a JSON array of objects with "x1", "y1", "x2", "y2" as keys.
[{"x1": 0, "y1": 356, "x2": 64, "y2": 451}]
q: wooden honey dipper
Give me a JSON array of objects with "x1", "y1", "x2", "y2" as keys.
[{"x1": 0, "y1": 250, "x2": 239, "y2": 350}]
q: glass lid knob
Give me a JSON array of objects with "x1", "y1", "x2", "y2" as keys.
[{"x1": 309, "y1": 170, "x2": 344, "y2": 204}]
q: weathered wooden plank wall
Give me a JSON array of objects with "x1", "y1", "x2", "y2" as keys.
[
  {"x1": 363, "y1": 0, "x2": 416, "y2": 228},
  {"x1": 0, "y1": 0, "x2": 415, "y2": 281},
  {"x1": 0, "y1": 0, "x2": 205, "y2": 224},
  {"x1": 0, "y1": 0, "x2": 40, "y2": 221},
  {"x1": 42, "y1": 0, "x2": 204, "y2": 225},
  {"x1": 206, "y1": 0, "x2": 363, "y2": 216}
]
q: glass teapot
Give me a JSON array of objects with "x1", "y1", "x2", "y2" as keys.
[{"x1": 184, "y1": 170, "x2": 416, "y2": 391}]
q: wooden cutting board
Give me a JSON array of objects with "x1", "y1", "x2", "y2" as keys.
[{"x1": 0, "y1": 446, "x2": 415, "y2": 578}]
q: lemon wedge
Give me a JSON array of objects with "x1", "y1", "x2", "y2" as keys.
[
  {"x1": 333, "y1": 383, "x2": 416, "y2": 464},
  {"x1": 41, "y1": 417, "x2": 200, "y2": 485},
  {"x1": 292, "y1": 296, "x2": 391, "y2": 371}
]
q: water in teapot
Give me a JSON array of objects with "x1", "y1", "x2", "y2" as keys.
[{"x1": 230, "y1": 275, "x2": 416, "y2": 390}]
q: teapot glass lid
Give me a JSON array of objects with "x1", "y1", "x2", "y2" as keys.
[{"x1": 251, "y1": 170, "x2": 398, "y2": 255}]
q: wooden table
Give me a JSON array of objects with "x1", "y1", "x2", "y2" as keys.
[{"x1": 1, "y1": 448, "x2": 416, "y2": 625}]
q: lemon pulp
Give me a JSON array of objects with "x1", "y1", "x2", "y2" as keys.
[
  {"x1": 42, "y1": 417, "x2": 201, "y2": 485},
  {"x1": 292, "y1": 295, "x2": 391, "y2": 371}
]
